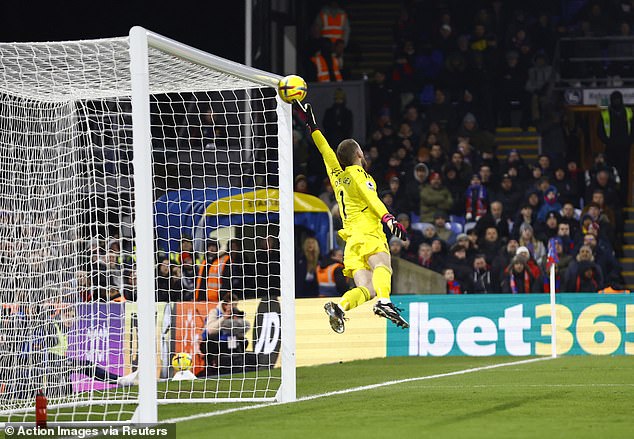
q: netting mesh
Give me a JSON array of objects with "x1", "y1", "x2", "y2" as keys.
[{"x1": 0, "y1": 35, "x2": 284, "y2": 423}]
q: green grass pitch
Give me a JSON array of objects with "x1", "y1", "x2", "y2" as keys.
[
  {"x1": 2, "y1": 356, "x2": 632, "y2": 438},
  {"x1": 159, "y1": 356, "x2": 634, "y2": 439}
]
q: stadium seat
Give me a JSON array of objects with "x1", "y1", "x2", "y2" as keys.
[
  {"x1": 449, "y1": 215, "x2": 465, "y2": 226},
  {"x1": 446, "y1": 222, "x2": 463, "y2": 234},
  {"x1": 464, "y1": 222, "x2": 476, "y2": 233},
  {"x1": 411, "y1": 222, "x2": 433, "y2": 233}
]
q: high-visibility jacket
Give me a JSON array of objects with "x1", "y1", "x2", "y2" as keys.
[
  {"x1": 598, "y1": 286, "x2": 631, "y2": 294},
  {"x1": 316, "y1": 262, "x2": 344, "y2": 297},
  {"x1": 195, "y1": 254, "x2": 230, "y2": 302},
  {"x1": 320, "y1": 11, "x2": 346, "y2": 43},
  {"x1": 601, "y1": 107, "x2": 633, "y2": 137},
  {"x1": 311, "y1": 53, "x2": 343, "y2": 82}
]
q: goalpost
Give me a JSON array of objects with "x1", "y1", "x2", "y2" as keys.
[{"x1": 0, "y1": 26, "x2": 295, "y2": 424}]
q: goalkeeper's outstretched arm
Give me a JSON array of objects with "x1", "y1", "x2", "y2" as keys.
[
  {"x1": 294, "y1": 101, "x2": 406, "y2": 240},
  {"x1": 294, "y1": 102, "x2": 342, "y2": 178}
]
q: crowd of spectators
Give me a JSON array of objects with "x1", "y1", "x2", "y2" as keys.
[{"x1": 292, "y1": 0, "x2": 632, "y2": 295}]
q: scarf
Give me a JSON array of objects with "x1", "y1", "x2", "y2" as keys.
[
  {"x1": 465, "y1": 184, "x2": 487, "y2": 218},
  {"x1": 510, "y1": 270, "x2": 531, "y2": 294},
  {"x1": 543, "y1": 274, "x2": 561, "y2": 293},
  {"x1": 447, "y1": 280, "x2": 462, "y2": 294}
]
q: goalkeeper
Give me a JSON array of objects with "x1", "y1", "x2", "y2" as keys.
[{"x1": 295, "y1": 101, "x2": 409, "y2": 333}]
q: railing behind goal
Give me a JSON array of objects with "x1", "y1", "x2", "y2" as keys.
[{"x1": 0, "y1": 27, "x2": 295, "y2": 424}]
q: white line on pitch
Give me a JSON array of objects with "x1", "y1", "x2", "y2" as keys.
[{"x1": 163, "y1": 357, "x2": 553, "y2": 424}]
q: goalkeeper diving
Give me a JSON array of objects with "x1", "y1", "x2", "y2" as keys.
[{"x1": 295, "y1": 101, "x2": 409, "y2": 333}]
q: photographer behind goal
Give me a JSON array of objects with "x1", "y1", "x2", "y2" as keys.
[{"x1": 199, "y1": 292, "x2": 251, "y2": 377}]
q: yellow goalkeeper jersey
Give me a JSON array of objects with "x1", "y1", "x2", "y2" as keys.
[{"x1": 312, "y1": 130, "x2": 388, "y2": 241}]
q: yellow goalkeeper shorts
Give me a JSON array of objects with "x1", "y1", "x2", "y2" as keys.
[{"x1": 342, "y1": 232, "x2": 389, "y2": 278}]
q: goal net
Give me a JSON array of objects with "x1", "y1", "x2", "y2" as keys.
[{"x1": 0, "y1": 27, "x2": 295, "y2": 424}]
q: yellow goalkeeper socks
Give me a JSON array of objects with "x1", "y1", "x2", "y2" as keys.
[
  {"x1": 338, "y1": 286, "x2": 371, "y2": 311},
  {"x1": 373, "y1": 264, "x2": 392, "y2": 300}
]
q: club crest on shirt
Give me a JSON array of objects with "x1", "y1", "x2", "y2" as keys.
[{"x1": 366, "y1": 180, "x2": 375, "y2": 191}]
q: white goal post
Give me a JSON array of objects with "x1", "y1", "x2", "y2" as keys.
[{"x1": 0, "y1": 26, "x2": 295, "y2": 424}]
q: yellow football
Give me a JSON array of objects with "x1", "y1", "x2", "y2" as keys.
[{"x1": 278, "y1": 75, "x2": 308, "y2": 104}]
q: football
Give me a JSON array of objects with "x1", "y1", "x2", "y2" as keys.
[
  {"x1": 278, "y1": 75, "x2": 307, "y2": 104},
  {"x1": 171, "y1": 352, "x2": 193, "y2": 372}
]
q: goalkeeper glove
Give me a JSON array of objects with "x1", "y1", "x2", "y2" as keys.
[
  {"x1": 294, "y1": 101, "x2": 318, "y2": 132},
  {"x1": 381, "y1": 213, "x2": 408, "y2": 240}
]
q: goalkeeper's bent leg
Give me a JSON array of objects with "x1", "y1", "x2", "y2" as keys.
[
  {"x1": 372, "y1": 264, "x2": 392, "y2": 300},
  {"x1": 338, "y1": 286, "x2": 371, "y2": 311}
]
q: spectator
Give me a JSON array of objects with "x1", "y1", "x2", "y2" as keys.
[
  {"x1": 426, "y1": 144, "x2": 448, "y2": 175},
  {"x1": 535, "y1": 211, "x2": 561, "y2": 245},
  {"x1": 294, "y1": 174, "x2": 309, "y2": 194},
  {"x1": 557, "y1": 222, "x2": 575, "y2": 255},
  {"x1": 387, "y1": 176, "x2": 409, "y2": 215},
  {"x1": 323, "y1": 88, "x2": 353, "y2": 147},
  {"x1": 195, "y1": 240, "x2": 232, "y2": 302},
  {"x1": 414, "y1": 242, "x2": 444, "y2": 273},
  {"x1": 200, "y1": 292, "x2": 250, "y2": 376},
  {"x1": 430, "y1": 237, "x2": 448, "y2": 267},
  {"x1": 537, "y1": 185, "x2": 562, "y2": 222},
  {"x1": 397, "y1": 213, "x2": 423, "y2": 261},
  {"x1": 425, "y1": 121, "x2": 451, "y2": 153},
  {"x1": 584, "y1": 153, "x2": 621, "y2": 197},
  {"x1": 316, "y1": 248, "x2": 346, "y2": 298},
  {"x1": 586, "y1": 168, "x2": 620, "y2": 211},
  {"x1": 518, "y1": 222, "x2": 546, "y2": 263},
  {"x1": 465, "y1": 174, "x2": 488, "y2": 222},
  {"x1": 445, "y1": 244, "x2": 472, "y2": 287},
  {"x1": 309, "y1": 43, "x2": 343, "y2": 83},
  {"x1": 493, "y1": 173, "x2": 523, "y2": 219},
  {"x1": 391, "y1": 40, "x2": 419, "y2": 109},
  {"x1": 404, "y1": 162, "x2": 429, "y2": 214},
  {"x1": 525, "y1": 52, "x2": 552, "y2": 125},
  {"x1": 319, "y1": 178, "x2": 336, "y2": 210},
  {"x1": 389, "y1": 237, "x2": 408, "y2": 260},
  {"x1": 432, "y1": 211, "x2": 457, "y2": 245},
  {"x1": 597, "y1": 90, "x2": 634, "y2": 204},
  {"x1": 255, "y1": 236, "x2": 281, "y2": 299},
  {"x1": 368, "y1": 72, "x2": 394, "y2": 122},
  {"x1": 551, "y1": 165, "x2": 579, "y2": 206},
  {"x1": 466, "y1": 254, "x2": 497, "y2": 294},
  {"x1": 500, "y1": 255, "x2": 542, "y2": 294},
  {"x1": 540, "y1": 237, "x2": 573, "y2": 285},
  {"x1": 511, "y1": 204, "x2": 536, "y2": 239},
  {"x1": 579, "y1": 233, "x2": 621, "y2": 286},
  {"x1": 516, "y1": 244, "x2": 544, "y2": 281},
  {"x1": 559, "y1": 202, "x2": 581, "y2": 237},
  {"x1": 474, "y1": 200, "x2": 510, "y2": 242},
  {"x1": 491, "y1": 238, "x2": 519, "y2": 285},
  {"x1": 402, "y1": 104, "x2": 426, "y2": 146},
  {"x1": 564, "y1": 245, "x2": 604, "y2": 292},
  {"x1": 313, "y1": 1, "x2": 351, "y2": 47},
  {"x1": 295, "y1": 236, "x2": 320, "y2": 298},
  {"x1": 497, "y1": 50, "x2": 529, "y2": 129},
  {"x1": 419, "y1": 171, "x2": 453, "y2": 223},
  {"x1": 444, "y1": 268, "x2": 464, "y2": 294},
  {"x1": 456, "y1": 113, "x2": 496, "y2": 156},
  {"x1": 500, "y1": 149, "x2": 530, "y2": 182},
  {"x1": 156, "y1": 258, "x2": 171, "y2": 302},
  {"x1": 332, "y1": 39, "x2": 349, "y2": 79},
  {"x1": 447, "y1": 151, "x2": 473, "y2": 187},
  {"x1": 426, "y1": 89, "x2": 457, "y2": 134},
  {"x1": 479, "y1": 226, "x2": 503, "y2": 265}
]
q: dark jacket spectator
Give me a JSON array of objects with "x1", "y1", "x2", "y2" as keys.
[
  {"x1": 419, "y1": 172, "x2": 454, "y2": 223},
  {"x1": 500, "y1": 255, "x2": 543, "y2": 294}
]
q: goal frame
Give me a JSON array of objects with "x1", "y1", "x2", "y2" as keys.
[{"x1": 129, "y1": 26, "x2": 296, "y2": 423}]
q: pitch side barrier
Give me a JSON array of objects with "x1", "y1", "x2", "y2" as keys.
[{"x1": 387, "y1": 293, "x2": 634, "y2": 357}]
